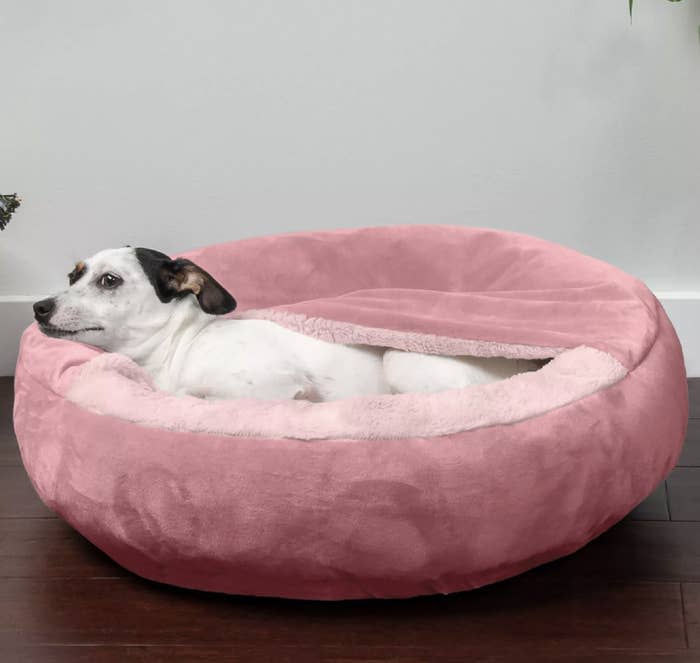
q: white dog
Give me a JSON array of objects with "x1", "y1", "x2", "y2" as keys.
[{"x1": 33, "y1": 248, "x2": 537, "y2": 401}]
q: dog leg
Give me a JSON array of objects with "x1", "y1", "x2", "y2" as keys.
[{"x1": 383, "y1": 350, "x2": 539, "y2": 394}]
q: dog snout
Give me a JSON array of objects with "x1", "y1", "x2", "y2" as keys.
[{"x1": 33, "y1": 297, "x2": 56, "y2": 324}]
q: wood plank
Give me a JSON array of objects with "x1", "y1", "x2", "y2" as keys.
[
  {"x1": 0, "y1": 376, "x2": 14, "y2": 439},
  {"x1": 668, "y1": 468, "x2": 700, "y2": 521},
  {"x1": 1, "y1": 645, "x2": 699, "y2": 663},
  {"x1": 681, "y1": 582, "x2": 700, "y2": 648},
  {"x1": 0, "y1": 646, "x2": 306, "y2": 663},
  {"x1": 531, "y1": 520, "x2": 700, "y2": 583},
  {"x1": 0, "y1": 466, "x2": 56, "y2": 519},
  {"x1": 0, "y1": 377, "x2": 21, "y2": 466},
  {"x1": 0, "y1": 517, "x2": 126, "y2": 579},
  {"x1": 629, "y1": 480, "x2": 670, "y2": 521},
  {"x1": 679, "y1": 420, "x2": 700, "y2": 467},
  {"x1": 0, "y1": 577, "x2": 686, "y2": 653},
  {"x1": 0, "y1": 433, "x2": 20, "y2": 466},
  {"x1": 690, "y1": 378, "x2": 700, "y2": 420}
]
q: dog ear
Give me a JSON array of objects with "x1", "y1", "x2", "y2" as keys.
[
  {"x1": 136, "y1": 249, "x2": 237, "y2": 315},
  {"x1": 161, "y1": 258, "x2": 237, "y2": 315}
]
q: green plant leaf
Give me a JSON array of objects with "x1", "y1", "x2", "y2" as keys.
[{"x1": 0, "y1": 193, "x2": 21, "y2": 231}]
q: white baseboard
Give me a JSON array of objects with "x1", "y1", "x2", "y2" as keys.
[{"x1": 1, "y1": 293, "x2": 698, "y2": 377}]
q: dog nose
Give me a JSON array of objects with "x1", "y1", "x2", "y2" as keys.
[{"x1": 33, "y1": 297, "x2": 56, "y2": 323}]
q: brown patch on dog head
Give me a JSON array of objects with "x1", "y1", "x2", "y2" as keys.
[
  {"x1": 173, "y1": 264, "x2": 204, "y2": 296},
  {"x1": 68, "y1": 261, "x2": 87, "y2": 286}
]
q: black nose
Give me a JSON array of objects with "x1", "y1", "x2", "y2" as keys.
[{"x1": 33, "y1": 297, "x2": 56, "y2": 323}]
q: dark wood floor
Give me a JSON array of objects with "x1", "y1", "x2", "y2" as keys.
[{"x1": 1, "y1": 376, "x2": 699, "y2": 663}]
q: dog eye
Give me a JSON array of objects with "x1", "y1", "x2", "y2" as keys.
[{"x1": 98, "y1": 273, "x2": 123, "y2": 289}]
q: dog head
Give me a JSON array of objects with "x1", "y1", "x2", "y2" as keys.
[{"x1": 33, "y1": 247, "x2": 236, "y2": 351}]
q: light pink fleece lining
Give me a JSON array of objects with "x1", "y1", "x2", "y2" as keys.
[
  {"x1": 241, "y1": 309, "x2": 565, "y2": 359},
  {"x1": 63, "y1": 317, "x2": 626, "y2": 440}
]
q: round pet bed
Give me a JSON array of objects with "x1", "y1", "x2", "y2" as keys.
[{"x1": 13, "y1": 226, "x2": 688, "y2": 600}]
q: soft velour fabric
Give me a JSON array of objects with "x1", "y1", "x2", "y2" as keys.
[{"x1": 13, "y1": 226, "x2": 688, "y2": 600}]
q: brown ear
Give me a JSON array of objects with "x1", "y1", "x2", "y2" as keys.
[
  {"x1": 162, "y1": 258, "x2": 237, "y2": 315},
  {"x1": 136, "y1": 248, "x2": 236, "y2": 315}
]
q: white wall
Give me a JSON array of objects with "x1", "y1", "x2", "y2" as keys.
[{"x1": 1, "y1": 1, "x2": 699, "y2": 373}]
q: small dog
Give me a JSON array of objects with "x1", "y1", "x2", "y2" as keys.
[{"x1": 33, "y1": 248, "x2": 537, "y2": 401}]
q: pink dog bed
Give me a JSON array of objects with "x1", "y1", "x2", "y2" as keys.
[{"x1": 13, "y1": 226, "x2": 688, "y2": 600}]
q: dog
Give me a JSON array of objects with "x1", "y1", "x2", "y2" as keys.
[{"x1": 33, "y1": 247, "x2": 538, "y2": 401}]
